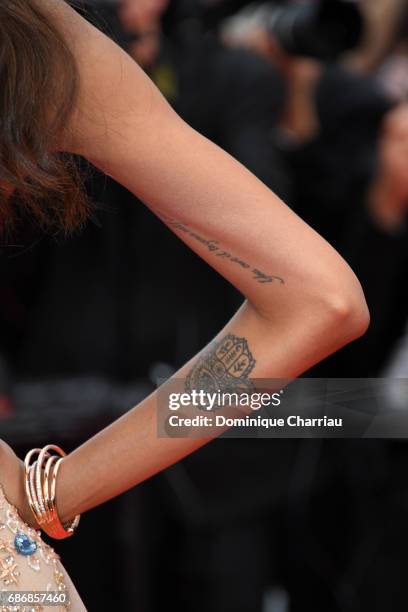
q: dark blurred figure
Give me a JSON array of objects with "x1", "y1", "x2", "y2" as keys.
[{"x1": 118, "y1": 0, "x2": 291, "y2": 199}]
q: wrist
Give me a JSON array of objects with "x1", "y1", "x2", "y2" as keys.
[
  {"x1": 23, "y1": 446, "x2": 80, "y2": 539},
  {"x1": 54, "y1": 456, "x2": 77, "y2": 526}
]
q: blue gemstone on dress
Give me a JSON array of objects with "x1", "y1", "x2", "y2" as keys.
[{"x1": 14, "y1": 532, "x2": 37, "y2": 556}]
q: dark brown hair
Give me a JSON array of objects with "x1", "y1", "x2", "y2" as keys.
[{"x1": 0, "y1": 0, "x2": 89, "y2": 237}]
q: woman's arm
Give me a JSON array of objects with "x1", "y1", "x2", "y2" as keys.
[{"x1": 13, "y1": 1, "x2": 369, "y2": 524}]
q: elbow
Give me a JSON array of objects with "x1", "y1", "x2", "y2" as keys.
[
  {"x1": 322, "y1": 283, "x2": 370, "y2": 346},
  {"x1": 248, "y1": 265, "x2": 370, "y2": 368}
]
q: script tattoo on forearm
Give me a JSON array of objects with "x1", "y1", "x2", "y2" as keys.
[
  {"x1": 158, "y1": 215, "x2": 284, "y2": 285},
  {"x1": 185, "y1": 334, "x2": 256, "y2": 398}
]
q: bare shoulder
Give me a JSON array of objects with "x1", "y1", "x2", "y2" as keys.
[
  {"x1": 34, "y1": 0, "x2": 91, "y2": 49},
  {"x1": 38, "y1": 0, "x2": 159, "y2": 157}
]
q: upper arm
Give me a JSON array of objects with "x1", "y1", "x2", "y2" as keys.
[{"x1": 49, "y1": 1, "x2": 366, "y2": 325}]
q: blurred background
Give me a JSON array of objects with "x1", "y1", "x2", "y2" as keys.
[{"x1": 2, "y1": 0, "x2": 408, "y2": 609}]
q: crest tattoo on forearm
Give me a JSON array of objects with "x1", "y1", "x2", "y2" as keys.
[{"x1": 185, "y1": 334, "x2": 256, "y2": 398}]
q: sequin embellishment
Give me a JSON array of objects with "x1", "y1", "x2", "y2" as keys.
[{"x1": 14, "y1": 534, "x2": 37, "y2": 557}]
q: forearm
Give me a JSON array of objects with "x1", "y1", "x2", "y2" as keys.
[{"x1": 56, "y1": 297, "x2": 365, "y2": 524}]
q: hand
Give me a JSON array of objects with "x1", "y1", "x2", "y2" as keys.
[
  {"x1": 118, "y1": 0, "x2": 169, "y2": 32},
  {"x1": 368, "y1": 104, "x2": 408, "y2": 231},
  {"x1": 0, "y1": 440, "x2": 39, "y2": 529},
  {"x1": 380, "y1": 104, "x2": 408, "y2": 200}
]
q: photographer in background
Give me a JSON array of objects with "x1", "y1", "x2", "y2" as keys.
[
  {"x1": 219, "y1": 0, "x2": 408, "y2": 380},
  {"x1": 118, "y1": 0, "x2": 292, "y2": 199}
]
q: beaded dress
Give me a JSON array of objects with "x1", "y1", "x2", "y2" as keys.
[{"x1": 0, "y1": 486, "x2": 85, "y2": 611}]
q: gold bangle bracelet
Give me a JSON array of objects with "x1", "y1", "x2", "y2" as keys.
[
  {"x1": 24, "y1": 448, "x2": 42, "y2": 526},
  {"x1": 24, "y1": 445, "x2": 80, "y2": 540},
  {"x1": 43, "y1": 454, "x2": 59, "y2": 522}
]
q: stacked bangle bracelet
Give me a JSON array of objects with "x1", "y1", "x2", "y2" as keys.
[{"x1": 24, "y1": 445, "x2": 80, "y2": 540}]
